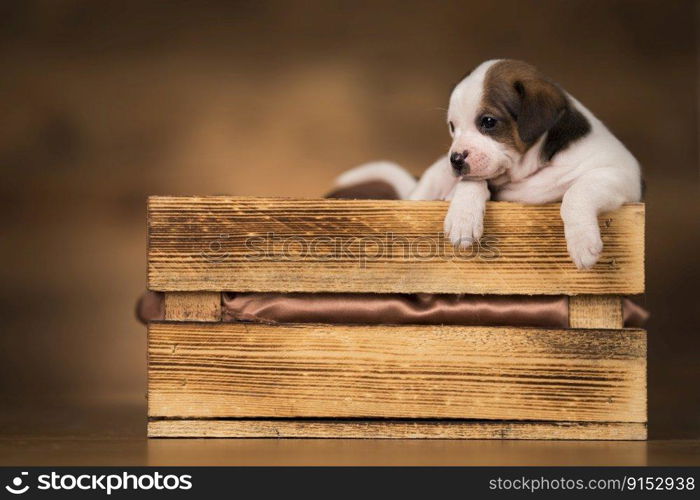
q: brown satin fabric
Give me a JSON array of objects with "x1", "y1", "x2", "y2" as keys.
[
  {"x1": 222, "y1": 292, "x2": 570, "y2": 328},
  {"x1": 622, "y1": 297, "x2": 650, "y2": 328},
  {"x1": 136, "y1": 290, "x2": 164, "y2": 323}
]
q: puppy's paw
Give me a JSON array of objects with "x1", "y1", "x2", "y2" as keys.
[
  {"x1": 565, "y1": 223, "x2": 603, "y2": 269},
  {"x1": 444, "y1": 204, "x2": 484, "y2": 248}
]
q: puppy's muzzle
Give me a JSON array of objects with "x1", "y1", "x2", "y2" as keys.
[{"x1": 450, "y1": 150, "x2": 470, "y2": 176}]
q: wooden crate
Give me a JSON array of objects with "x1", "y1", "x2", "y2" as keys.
[{"x1": 147, "y1": 196, "x2": 646, "y2": 439}]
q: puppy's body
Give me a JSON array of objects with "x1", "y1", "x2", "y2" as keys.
[{"x1": 337, "y1": 60, "x2": 642, "y2": 269}]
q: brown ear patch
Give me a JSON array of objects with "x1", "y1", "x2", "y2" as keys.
[
  {"x1": 512, "y1": 76, "x2": 566, "y2": 144},
  {"x1": 482, "y1": 60, "x2": 590, "y2": 161}
]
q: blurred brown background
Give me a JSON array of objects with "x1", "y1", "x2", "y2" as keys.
[{"x1": 0, "y1": 0, "x2": 697, "y2": 440}]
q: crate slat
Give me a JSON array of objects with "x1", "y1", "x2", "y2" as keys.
[
  {"x1": 148, "y1": 322, "x2": 647, "y2": 423},
  {"x1": 147, "y1": 419, "x2": 646, "y2": 440},
  {"x1": 147, "y1": 197, "x2": 644, "y2": 295},
  {"x1": 164, "y1": 292, "x2": 221, "y2": 322},
  {"x1": 569, "y1": 295, "x2": 623, "y2": 328}
]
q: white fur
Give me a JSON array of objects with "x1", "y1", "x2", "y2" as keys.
[
  {"x1": 407, "y1": 156, "x2": 455, "y2": 201},
  {"x1": 443, "y1": 179, "x2": 490, "y2": 247},
  {"x1": 337, "y1": 60, "x2": 642, "y2": 269}
]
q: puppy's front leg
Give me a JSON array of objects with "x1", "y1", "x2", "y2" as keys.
[
  {"x1": 561, "y1": 171, "x2": 635, "y2": 269},
  {"x1": 408, "y1": 155, "x2": 458, "y2": 201},
  {"x1": 444, "y1": 179, "x2": 490, "y2": 248}
]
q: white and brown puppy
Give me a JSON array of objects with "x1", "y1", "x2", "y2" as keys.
[{"x1": 335, "y1": 59, "x2": 642, "y2": 269}]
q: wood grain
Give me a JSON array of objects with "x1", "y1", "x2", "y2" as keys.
[
  {"x1": 147, "y1": 419, "x2": 647, "y2": 440},
  {"x1": 147, "y1": 197, "x2": 645, "y2": 294},
  {"x1": 163, "y1": 292, "x2": 221, "y2": 322},
  {"x1": 569, "y1": 295, "x2": 623, "y2": 329},
  {"x1": 148, "y1": 322, "x2": 647, "y2": 423}
]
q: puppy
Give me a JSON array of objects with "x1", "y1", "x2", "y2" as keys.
[{"x1": 335, "y1": 59, "x2": 642, "y2": 269}]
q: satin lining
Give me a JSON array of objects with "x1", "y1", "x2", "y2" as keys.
[{"x1": 221, "y1": 292, "x2": 648, "y2": 328}]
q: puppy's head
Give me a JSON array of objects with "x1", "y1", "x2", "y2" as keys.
[{"x1": 447, "y1": 59, "x2": 567, "y2": 180}]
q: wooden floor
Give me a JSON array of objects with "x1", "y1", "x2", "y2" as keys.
[{"x1": 0, "y1": 397, "x2": 698, "y2": 466}]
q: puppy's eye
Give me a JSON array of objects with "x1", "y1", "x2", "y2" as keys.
[
  {"x1": 448, "y1": 121, "x2": 455, "y2": 134},
  {"x1": 480, "y1": 116, "x2": 497, "y2": 130}
]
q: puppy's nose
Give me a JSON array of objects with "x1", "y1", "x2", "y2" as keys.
[{"x1": 450, "y1": 150, "x2": 469, "y2": 172}]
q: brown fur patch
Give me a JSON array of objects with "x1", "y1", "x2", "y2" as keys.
[
  {"x1": 325, "y1": 180, "x2": 402, "y2": 200},
  {"x1": 481, "y1": 60, "x2": 590, "y2": 161}
]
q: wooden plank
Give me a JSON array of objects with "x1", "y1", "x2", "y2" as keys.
[
  {"x1": 148, "y1": 322, "x2": 647, "y2": 423},
  {"x1": 147, "y1": 197, "x2": 645, "y2": 295},
  {"x1": 147, "y1": 420, "x2": 646, "y2": 440},
  {"x1": 569, "y1": 295, "x2": 623, "y2": 329},
  {"x1": 163, "y1": 292, "x2": 221, "y2": 322}
]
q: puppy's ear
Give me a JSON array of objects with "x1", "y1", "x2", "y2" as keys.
[{"x1": 513, "y1": 78, "x2": 567, "y2": 144}]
